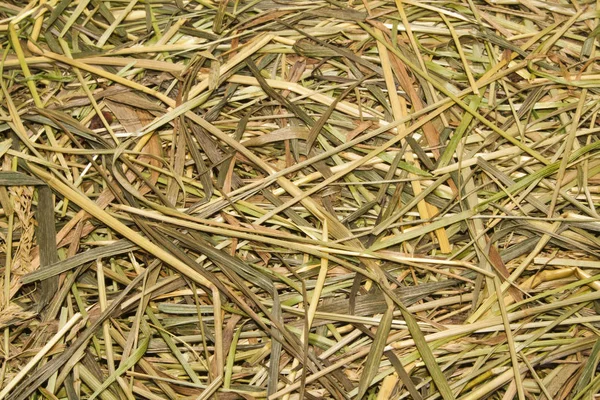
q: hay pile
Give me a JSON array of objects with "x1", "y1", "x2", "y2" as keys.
[{"x1": 1, "y1": 0, "x2": 600, "y2": 399}]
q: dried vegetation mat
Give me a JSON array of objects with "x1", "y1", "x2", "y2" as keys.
[{"x1": 1, "y1": 0, "x2": 600, "y2": 399}]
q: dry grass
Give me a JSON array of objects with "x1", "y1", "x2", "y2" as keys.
[{"x1": 1, "y1": 0, "x2": 600, "y2": 399}]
